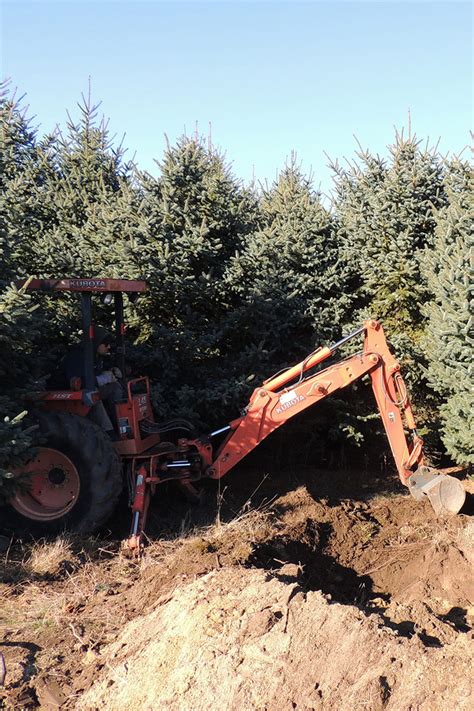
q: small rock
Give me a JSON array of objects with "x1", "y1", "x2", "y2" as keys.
[
  {"x1": 35, "y1": 679, "x2": 66, "y2": 708},
  {"x1": 276, "y1": 563, "x2": 303, "y2": 581},
  {"x1": 83, "y1": 649, "x2": 100, "y2": 665}
]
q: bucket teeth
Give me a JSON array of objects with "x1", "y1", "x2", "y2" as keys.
[{"x1": 407, "y1": 466, "x2": 466, "y2": 515}]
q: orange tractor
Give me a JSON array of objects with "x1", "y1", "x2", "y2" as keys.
[{"x1": 4, "y1": 278, "x2": 466, "y2": 549}]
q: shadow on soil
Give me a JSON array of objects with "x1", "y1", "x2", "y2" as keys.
[
  {"x1": 459, "y1": 492, "x2": 474, "y2": 516},
  {"x1": 247, "y1": 519, "x2": 373, "y2": 605}
]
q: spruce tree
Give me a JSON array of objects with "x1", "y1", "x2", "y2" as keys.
[
  {"x1": 134, "y1": 136, "x2": 259, "y2": 426},
  {"x1": 0, "y1": 80, "x2": 50, "y2": 282},
  {"x1": 0, "y1": 283, "x2": 45, "y2": 502},
  {"x1": 331, "y1": 132, "x2": 448, "y2": 407},
  {"x1": 223, "y1": 160, "x2": 363, "y2": 455},
  {"x1": 228, "y1": 158, "x2": 352, "y2": 370},
  {"x1": 27, "y1": 93, "x2": 142, "y2": 279},
  {"x1": 0, "y1": 83, "x2": 51, "y2": 500},
  {"x1": 5, "y1": 93, "x2": 149, "y2": 376},
  {"x1": 421, "y1": 158, "x2": 473, "y2": 463}
]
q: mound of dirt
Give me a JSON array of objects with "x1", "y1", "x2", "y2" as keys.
[
  {"x1": 1, "y1": 469, "x2": 472, "y2": 710},
  {"x1": 78, "y1": 566, "x2": 472, "y2": 711},
  {"x1": 263, "y1": 486, "x2": 474, "y2": 612},
  {"x1": 74, "y1": 487, "x2": 473, "y2": 711}
]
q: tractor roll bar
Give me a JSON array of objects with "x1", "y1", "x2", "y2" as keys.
[
  {"x1": 81, "y1": 293, "x2": 95, "y2": 391},
  {"x1": 114, "y1": 292, "x2": 126, "y2": 380},
  {"x1": 11, "y1": 278, "x2": 147, "y2": 293}
]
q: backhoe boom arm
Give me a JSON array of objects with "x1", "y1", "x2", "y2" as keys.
[{"x1": 208, "y1": 320, "x2": 422, "y2": 483}]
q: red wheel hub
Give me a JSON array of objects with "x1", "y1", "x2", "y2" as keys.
[{"x1": 12, "y1": 447, "x2": 80, "y2": 521}]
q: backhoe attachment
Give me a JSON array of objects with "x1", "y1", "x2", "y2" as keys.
[
  {"x1": 125, "y1": 319, "x2": 466, "y2": 552},
  {"x1": 207, "y1": 319, "x2": 466, "y2": 517}
]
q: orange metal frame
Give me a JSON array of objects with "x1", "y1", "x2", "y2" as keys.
[
  {"x1": 26, "y1": 389, "x2": 100, "y2": 417},
  {"x1": 16, "y1": 278, "x2": 147, "y2": 293},
  {"x1": 207, "y1": 320, "x2": 423, "y2": 484},
  {"x1": 114, "y1": 378, "x2": 161, "y2": 456}
]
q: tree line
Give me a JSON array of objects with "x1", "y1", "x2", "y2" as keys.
[{"x1": 1, "y1": 80, "x2": 472, "y2": 498}]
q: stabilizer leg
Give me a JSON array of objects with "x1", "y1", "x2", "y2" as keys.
[{"x1": 123, "y1": 465, "x2": 150, "y2": 555}]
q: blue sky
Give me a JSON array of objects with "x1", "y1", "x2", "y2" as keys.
[{"x1": 1, "y1": 1, "x2": 472, "y2": 195}]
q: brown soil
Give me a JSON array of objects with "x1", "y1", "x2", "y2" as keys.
[{"x1": 0, "y1": 465, "x2": 473, "y2": 710}]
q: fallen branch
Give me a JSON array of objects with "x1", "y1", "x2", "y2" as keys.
[{"x1": 69, "y1": 623, "x2": 87, "y2": 647}]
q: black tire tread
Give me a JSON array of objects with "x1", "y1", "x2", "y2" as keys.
[{"x1": 1, "y1": 412, "x2": 123, "y2": 536}]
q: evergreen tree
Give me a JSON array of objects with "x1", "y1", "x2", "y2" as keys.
[
  {"x1": 222, "y1": 160, "x2": 363, "y2": 453},
  {"x1": 331, "y1": 132, "x2": 448, "y2": 407},
  {"x1": 0, "y1": 83, "x2": 51, "y2": 501},
  {"x1": 0, "y1": 282, "x2": 44, "y2": 502},
  {"x1": 3, "y1": 93, "x2": 149, "y2": 376},
  {"x1": 0, "y1": 80, "x2": 50, "y2": 282},
  {"x1": 133, "y1": 136, "x2": 259, "y2": 426},
  {"x1": 26, "y1": 93, "x2": 142, "y2": 279},
  {"x1": 421, "y1": 158, "x2": 473, "y2": 463},
  {"x1": 228, "y1": 158, "x2": 352, "y2": 370}
]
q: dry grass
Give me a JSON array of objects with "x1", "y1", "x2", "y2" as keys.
[
  {"x1": 27, "y1": 536, "x2": 78, "y2": 576},
  {"x1": 0, "y1": 539, "x2": 140, "y2": 652},
  {"x1": 140, "y1": 501, "x2": 278, "y2": 574},
  {"x1": 201, "y1": 506, "x2": 277, "y2": 563},
  {"x1": 0, "y1": 579, "x2": 67, "y2": 633}
]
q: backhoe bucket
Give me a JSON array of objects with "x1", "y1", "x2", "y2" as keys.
[{"x1": 407, "y1": 467, "x2": 466, "y2": 515}]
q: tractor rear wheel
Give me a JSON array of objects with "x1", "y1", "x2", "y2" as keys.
[{"x1": 3, "y1": 412, "x2": 123, "y2": 536}]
